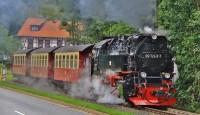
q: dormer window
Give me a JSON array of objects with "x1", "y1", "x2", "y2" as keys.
[{"x1": 31, "y1": 25, "x2": 40, "y2": 31}]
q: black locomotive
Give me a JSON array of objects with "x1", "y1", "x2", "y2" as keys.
[{"x1": 92, "y1": 34, "x2": 176, "y2": 106}]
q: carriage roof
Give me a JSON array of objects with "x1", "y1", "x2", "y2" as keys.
[{"x1": 54, "y1": 44, "x2": 93, "y2": 53}]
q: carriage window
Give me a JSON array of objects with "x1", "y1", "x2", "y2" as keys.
[
  {"x1": 22, "y1": 56, "x2": 23, "y2": 65},
  {"x1": 39, "y1": 55, "x2": 41, "y2": 67},
  {"x1": 74, "y1": 55, "x2": 78, "y2": 69},
  {"x1": 14, "y1": 56, "x2": 16, "y2": 64},
  {"x1": 15, "y1": 56, "x2": 17, "y2": 64},
  {"x1": 43, "y1": 55, "x2": 45, "y2": 67},
  {"x1": 33, "y1": 56, "x2": 35, "y2": 66},
  {"x1": 38, "y1": 55, "x2": 40, "y2": 67},
  {"x1": 20, "y1": 56, "x2": 22, "y2": 65},
  {"x1": 34, "y1": 56, "x2": 36, "y2": 66},
  {"x1": 21, "y1": 56, "x2": 23, "y2": 65},
  {"x1": 44, "y1": 55, "x2": 47, "y2": 67},
  {"x1": 41, "y1": 55, "x2": 44, "y2": 67},
  {"x1": 59, "y1": 55, "x2": 62, "y2": 68},
  {"x1": 31, "y1": 56, "x2": 33, "y2": 66},
  {"x1": 22, "y1": 56, "x2": 24, "y2": 65},
  {"x1": 37, "y1": 55, "x2": 39, "y2": 67},
  {"x1": 16, "y1": 56, "x2": 18, "y2": 65},
  {"x1": 55, "y1": 55, "x2": 58, "y2": 68},
  {"x1": 23, "y1": 56, "x2": 25, "y2": 65},
  {"x1": 70, "y1": 55, "x2": 73, "y2": 68},
  {"x1": 62, "y1": 55, "x2": 65, "y2": 68},
  {"x1": 36, "y1": 55, "x2": 38, "y2": 67},
  {"x1": 18, "y1": 56, "x2": 20, "y2": 65},
  {"x1": 40, "y1": 55, "x2": 42, "y2": 67},
  {"x1": 22, "y1": 56, "x2": 24, "y2": 64},
  {"x1": 33, "y1": 56, "x2": 36, "y2": 67},
  {"x1": 66, "y1": 55, "x2": 69, "y2": 68},
  {"x1": 19, "y1": 56, "x2": 21, "y2": 65}
]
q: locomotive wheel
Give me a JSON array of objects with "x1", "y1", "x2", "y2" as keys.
[
  {"x1": 123, "y1": 83, "x2": 130, "y2": 102},
  {"x1": 123, "y1": 77, "x2": 136, "y2": 102}
]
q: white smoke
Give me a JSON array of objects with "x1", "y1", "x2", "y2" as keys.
[
  {"x1": 14, "y1": 76, "x2": 59, "y2": 93},
  {"x1": 143, "y1": 26, "x2": 153, "y2": 34},
  {"x1": 172, "y1": 62, "x2": 179, "y2": 83},
  {"x1": 69, "y1": 69, "x2": 124, "y2": 104},
  {"x1": 141, "y1": 26, "x2": 168, "y2": 35},
  {"x1": 77, "y1": 0, "x2": 156, "y2": 28}
]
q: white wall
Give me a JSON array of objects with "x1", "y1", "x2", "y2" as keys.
[
  {"x1": 21, "y1": 37, "x2": 69, "y2": 49},
  {"x1": 33, "y1": 38, "x2": 38, "y2": 48}
]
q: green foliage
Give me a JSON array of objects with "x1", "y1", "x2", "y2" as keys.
[
  {"x1": 61, "y1": 19, "x2": 136, "y2": 44},
  {"x1": 187, "y1": 11, "x2": 200, "y2": 35},
  {"x1": 0, "y1": 26, "x2": 20, "y2": 55},
  {"x1": 101, "y1": 21, "x2": 137, "y2": 37},
  {"x1": 158, "y1": 0, "x2": 200, "y2": 112},
  {"x1": 85, "y1": 19, "x2": 137, "y2": 41}
]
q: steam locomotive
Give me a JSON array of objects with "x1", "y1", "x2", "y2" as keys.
[
  {"x1": 12, "y1": 34, "x2": 177, "y2": 107},
  {"x1": 92, "y1": 34, "x2": 176, "y2": 106}
]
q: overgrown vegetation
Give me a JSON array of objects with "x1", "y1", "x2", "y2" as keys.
[
  {"x1": 0, "y1": 26, "x2": 21, "y2": 55},
  {"x1": 0, "y1": 81, "x2": 133, "y2": 115},
  {"x1": 158, "y1": 0, "x2": 200, "y2": 112}
]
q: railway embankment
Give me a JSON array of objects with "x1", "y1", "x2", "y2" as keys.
[{"x1": 0, "y1": 81, "x2": 134, "y2": 115}]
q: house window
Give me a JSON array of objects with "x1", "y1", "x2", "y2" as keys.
[
  {"x1": 57, "y1": 40, "x2": 62, "y2": 47},
  {"x1": 45, "y1": 40, "x2": 50, "y2": 48},
  {"x1": 31, "y1": 25, "x2": 40, "y2": 31},
  {"x1": 38, "y1": 40, "x2": 43, "y2": 48},
  {"x1": 28, "y1": 39, "x2": 33, "y2": 49}
]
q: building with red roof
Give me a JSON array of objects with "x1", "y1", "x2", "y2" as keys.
[{"x1": 17, "y1": 18, "x2": 70, "y2": 49}]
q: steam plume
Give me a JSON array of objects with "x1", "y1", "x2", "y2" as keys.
[{"x1": 77, "y1": 0, "x2": 157, "y2": 28}]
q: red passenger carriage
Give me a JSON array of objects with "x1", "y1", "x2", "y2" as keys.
[
  {"x1": 53, "y1": 45, "x2": 93, "y2": 83},
  {"x1": 30, "y1": 47, "x2": 59, "y2": 79},
  {"x1": 12, "y1": 49, "x2": 36, "y2": 76}
]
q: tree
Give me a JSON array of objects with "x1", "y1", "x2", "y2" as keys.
[
  {"x1": 158, "y1": 0, "x2": 200, "y2": 112},
  {"x1": 0, "y1": 26, "x2": 21, "y2": 55},
  {"x1": 84, "y1": 19, "x2": 137, "y2": 41}
]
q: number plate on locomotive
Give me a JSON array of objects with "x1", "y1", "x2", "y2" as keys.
[{"x1": 144, "y1": 54, "x2": 162, "y2": 59}]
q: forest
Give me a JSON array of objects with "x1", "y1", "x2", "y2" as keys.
[
  {"x1": 158, "y1": 0, "x2": 200, "y2": 112},
  {"x1": 0, "y1": 0, "x2": 199, "y2": 112}
]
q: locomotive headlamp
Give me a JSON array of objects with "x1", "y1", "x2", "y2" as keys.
[
  {"x1": 140, "y1": 72, "x2": 147, "y2": 78},
  {"x1": 152, "y1": 34, "x2": 157, "y2": 40},
  {"x1": 164, "y1": 73, "x2": 171, "y2": 79}
]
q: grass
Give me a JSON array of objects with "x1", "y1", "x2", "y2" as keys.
[{"x1": 0, "y1": 81, "x2": 134, "y2": 115}]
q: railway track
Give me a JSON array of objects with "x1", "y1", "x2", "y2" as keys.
[
  {"x1": 112, "y1": 104, "x2": 199, "y2": 115},
  {"x1": 144, "y1": 107, "x2": 200, "y2": 115}
]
